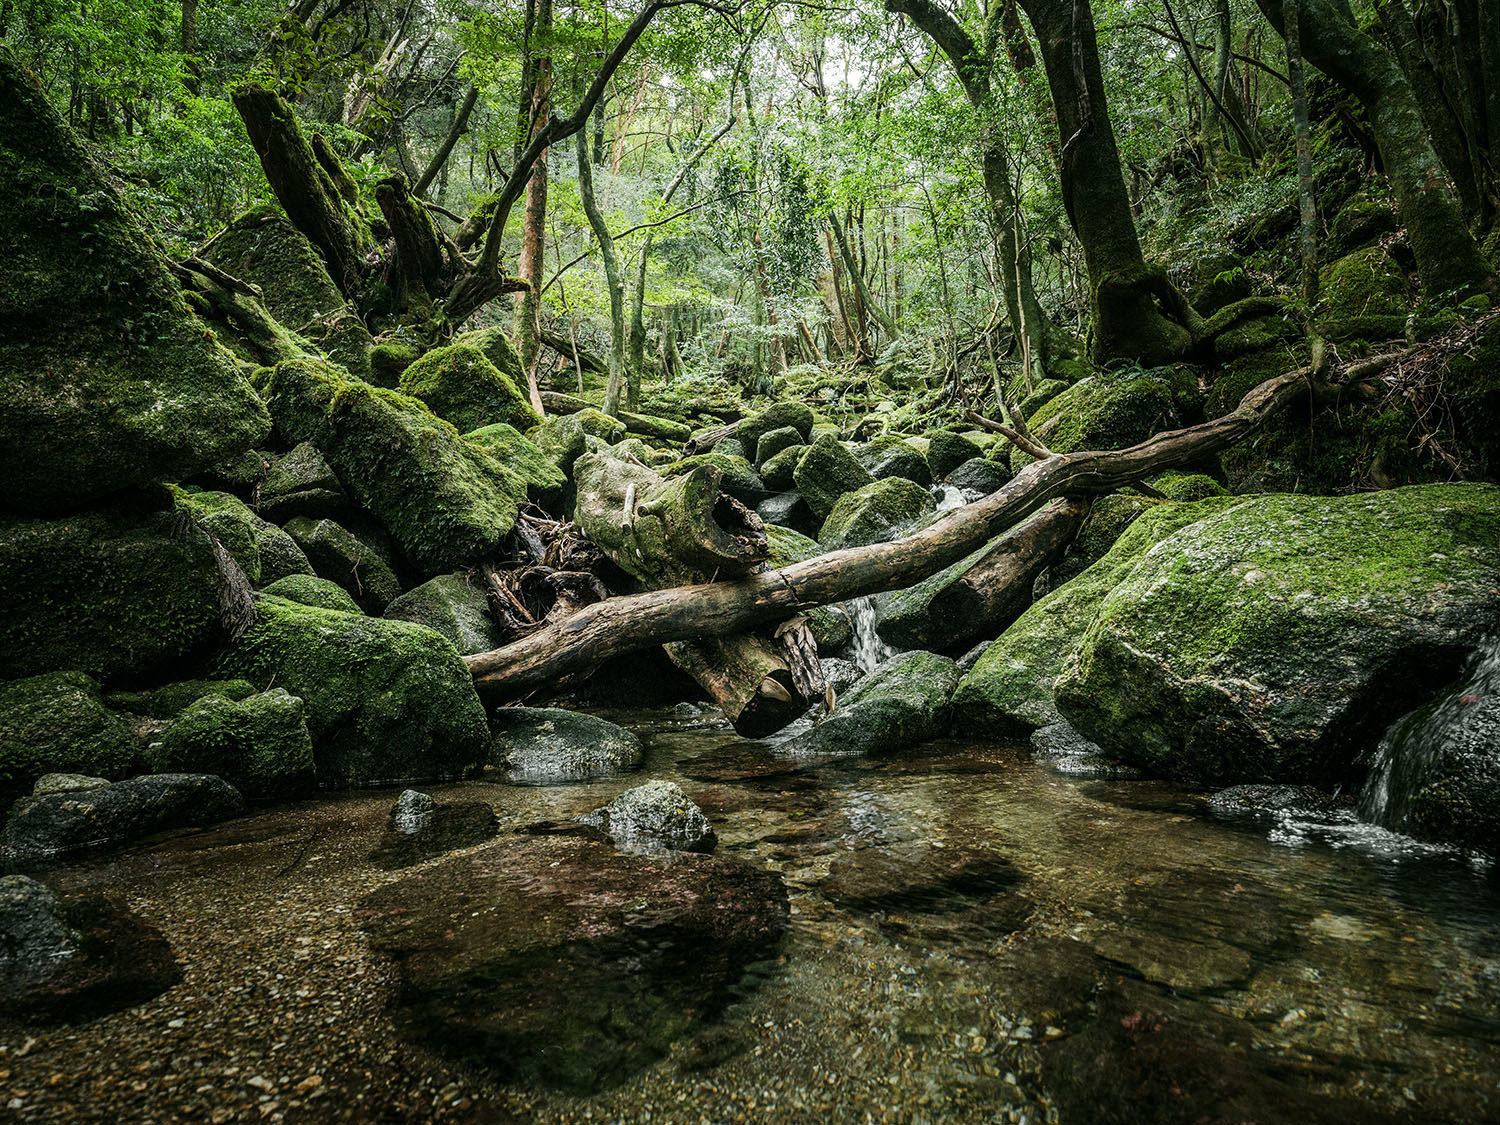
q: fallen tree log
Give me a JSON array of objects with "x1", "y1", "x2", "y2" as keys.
[{"x1": 467, "y1": 367, "x2": 1309, "y2": 700}]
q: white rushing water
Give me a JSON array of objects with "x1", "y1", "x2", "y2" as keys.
[
  {"x1": 1358, "y1": 635, "x2": 1500, "y2": 831},
  {"x1": 847, "y1": 594, "x2": 895, "y2": 674}
]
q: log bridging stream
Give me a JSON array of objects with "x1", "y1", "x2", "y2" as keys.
[{"x1": 466, "y1": 366, "x2": 1310, "y2": 699}]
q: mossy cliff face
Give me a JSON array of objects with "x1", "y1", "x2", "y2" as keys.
[
  {"x1": 0, "y1": 48, "x2": 270, "y2": 513},
  {"x1": 952, "y1": 497, "x2": 1252, "y2": 736},
  {"x1": 216, "y1": 595, "x2": 488, "y2": 787},
  {"x1": 400, "y1": 343, "x2": 542, "y2": 434},
  {"x1": 0, "y1": 495, "x2": 232, "y2": 683},
  {"x1": 263, "y1": 358, "x2": 523, "y2": 573},
  {"x1": 1055, "y1": 484, "x2": 1500, "y2": 785}
]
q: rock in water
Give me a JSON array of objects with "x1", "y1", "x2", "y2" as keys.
[
  {"x1": 491, "y1": 707, "x2": 644, "y2": 785},
  {"x1": 1055, "y1": 484, "x2": 1500, "y2": 785},
  {"x1": 391, "y1": 790, "x2": 435, "y2": 835},
  {"x1": 0, "y1": 875, "x2": 180, "y2": 1023},
  {"x1": 578, "y1": 781, "x2": 716, "y2": 853},
  {"x1": 2, "y1": 774, "x2": 245, "y2": 863},
  {"x1": 358, "y1": 835, "x2": 789, "y2": 1093},
  {"x1": 0, "y1": 49, "x2": 268, "y2": 513},
  {"x1": 217, "y1": 596, "x2": 489, "y2": 787},
  {"x1": 786, "y1": 650, "x2": 959, "y2": 757}
]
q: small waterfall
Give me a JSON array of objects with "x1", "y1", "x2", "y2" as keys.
[
  {"x1": 1358, "y1": 637, "x2": 1500, "y2": 830},
  {"x1": 848, "y1": 595, "x2": 895, "y2": 674},
  {"x1": 933, "y1": 484, "x2": 967, "y2": 512}
]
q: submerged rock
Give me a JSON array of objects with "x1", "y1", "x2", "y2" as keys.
[
  {"x1": 0, "y1": 875, "x2": 180, "y2": 1023},
  {"x1": 0, "y1": 54, "x2": 269, "y2": 513},
  {"x1": 369, "y1": 793, "x2": 499, "y2": 870},
  {"x1": 578, "y1": 780, "x2": 716, "y2": 853},
  {"x1": 0, "y1": 672, "x2": 136, "y2": 799},
  {"x1": 1056, "y1": 484, "x2": 1500, "y2": 785},
  {"x1": 490, "y1": 706, "x2": 644, "y2": 785},
  {"x1": 786, "y1": 651, "x2": 959, "y2": 757},
  {"x1": 358, "y1": 834, "x2": 789, "y2": 1093},
  {"x1": 391, "y1": 789, "x2": 435, "y2": 835},
  {"x1": 217, "y1": 595, "x2": 489, "y2": 787},
  {"x1": 2, "y1": 774, "x2": 245, "y2": 863},
  {"x1": 820, "y1": 845, "x2": 1024, "y2": 914}
]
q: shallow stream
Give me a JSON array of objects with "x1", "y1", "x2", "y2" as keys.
[{"x1": 5, "y1": 712, "x2": 1498, "y2": 1123}]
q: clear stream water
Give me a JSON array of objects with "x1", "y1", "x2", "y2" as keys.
[{"x1": 10, "y1": 712, "x2": 1500, "y2": 1123}]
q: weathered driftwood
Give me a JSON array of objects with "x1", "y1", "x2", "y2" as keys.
[
  {"x1": 569, "y1": 449, "x2": 817, "y2": 731},
  {"x1": 467, "y1": 367, "x2": 1309, "y2": 700}
]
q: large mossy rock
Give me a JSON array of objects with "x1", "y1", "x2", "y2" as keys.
[
  {"x1": 859, "y1": 435, "x2": 932, "y2": 487},
  {"x1": 531, "y1": 408, "x2": 626, "y2": 476},
  {"x1": 359, "y1": 834, "x2": 789, "y2": 1094},
  {"x1": 146, "y1": 689, "x2": 316, "y2": 799},
  {"x1": 951, "y1": 497, "x2": 1251, "y2": 737},
  {"x1": 1318, "y1": 247, "x2": 1409, "y2": 320},
  {"x1": 738, "y1": 401, "x2": 815, "y2": 457},
  {"x1": 384, "y1": 573, "x2": 502, "y2": 656},
  {"x1": 204, "y1": 209, "x2": 375, "y2": 380},
  {"x1": 0, "y1": 50, "x2": 269, "y2": 513},
  {"x1": 490, "y1": 707, "x2": 645, "y2": 785},
  {"x1": 819, "y1": 477, "x2": 935, "y2": 549},
  {"x1": 216, "y1": 596, "x2": 489, "y2": 787},
  {"x1": 926, "y1": 430, "x2": 984, "y2": 481},
  {"x1": 1011, "y1": 366, "x2": 1199, "y2": 471},
  {"x1": 662, "y1": 453, "x2": 765, "y2": 505},
  {"x1": 400, "y1": 343, "x2": 542, "y2": 434},
  {"x1": 283, "y1": 516, "x2": 402, "y2": 613},
  {"x1": 259, "y1": 573, "x2": 361, "y2": 613},
  {"x1": 1055, "y1": 484, "x2": 1500, "y2": 785},
  {"x1": 0, "y1": 673, "x2": 137, "y2": 799},
  {"x1": 450, "y1": 326, "x2": 527, "y2": 386},
  {"x1": 463, "y1": 423, "x2": 568, "y2": 502},
  {"x1": 793, "y1": 434, "x2": 875, "y2": 521},
  {"x1": 262, "y1": 358, "x2": 524, "y2": 573},
  {"x1": 0, "y1": 495, "x2": 236, "y2": 683},
  {"x1": 786, "y1": 650, "x2": 958, "y2": 757},
  {"x1": 258, "y1": 442, "x2": 349, "y2": 523}
]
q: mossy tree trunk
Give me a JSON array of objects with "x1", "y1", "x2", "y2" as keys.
[
  {"x1": 513, "y1": 0, "x2": 552, "y2": 414},
  {"x1": 1256, "y1": 0, "x2": 1496, "y2": 301}
]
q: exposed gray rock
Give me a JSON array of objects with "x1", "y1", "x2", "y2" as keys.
[
  {"x1": 392, "y1": 789, "x2": 435, "y2": 835},
  {"x1": 34, "y1": 774, "x2": 111, "y2": 796},
  {"x1": 491, "y1": 707, "x2": 644, "y2": 785},
  {"x1": 785, "y1": 651, "x2": 958, "y2": 757},
  {"x1": 578, "y1": 780, "x2": 716, "y2": 853}
]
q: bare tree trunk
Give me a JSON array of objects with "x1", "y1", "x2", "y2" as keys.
[
  {"x1": 577, "y1": 131, "x2": 628, "y2": 417},
  {"x1": 514, "y1": 0, "x2": 552, "y2": 413},
  {"x1": 1284, "y1": 0, "x2": 1319, "y2": 305}
]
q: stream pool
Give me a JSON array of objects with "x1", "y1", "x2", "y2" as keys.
[{"x1": 4, "y1": 709, "x2": 1498, "y2": 1123}]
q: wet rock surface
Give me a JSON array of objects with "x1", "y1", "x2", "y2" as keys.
[
  {"x1": 491, "y1": 706, "x2": 645, "y2": 784},
  {"x1": 578, "y1": 779, "x2": 716, "y2": 853},
  {"x1": 358, "y1": 834, "x2": 789, "y2": 1094}
]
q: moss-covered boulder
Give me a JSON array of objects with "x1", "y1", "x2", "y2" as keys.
[
  {"x1": 146, "y1": 689, "x2": 316, "y2": 799},
  {"x1": 1045, "y1": 494, "x2": 1158, "y2": 590},
  {"x1": 368, "y1": 341, "x2": 421, "y2": 389},
  {"x1": 1318, "y1": 247, "x2": 1409, "y2": 321},
  {"x1": 944, "y1": 458, "x2": 1011, "y2": 496},
  {"x1": 819, "y1": 477, "x2": 935, "y2": 549},
  {"x1": 738, "y1": 402, "x2": 815, "y2": 457},
  {"x1": 490, "y1": 707, "x2": 644, "y2": 785},
  {"x1": 1016, "y1": 378, "x2": 1068, "y2": 420},
  {"x1": 259, "y1": 442, "x2": 349, "y2": 523},
  {"x1": 759, "y1": 443, "x2": 806, "y2": 491},
  {"x1": 1327, "y1": 198, "x2": 1399, "y2": 258},
  {"x1": 793, "y1": 434, "x2": 874, "y2": 521},
  {"x1": 860, "y1": 435, "x2": 932, "y2": 487},
  {"x1": 384, "y1": 573, "x2": 502, "y2": 657},
  {"x1": 0, "y1": 673, "x2": 136, "y2": 798},
  {"x1": 175, "y1": 487, "x2": 312, "y2": 589},
  {"x1": 926, "y1": 431, "x2": 984, "y2": 480},
  {"x1": 531, "y1": 409, "x2": 625, "y2": 476},
  {"x1": 463, "y1": 423, "x2": 568, "y2": 502},
  {"x1": 451, "y1": 326, "x2": 526, "y2": 386},
  {"x1": 216, "y1": 596, "x2": 488, "y2": 787},
  {"x1": 205, "y1": 209, "x2": 375, "y2": 380},
  {"x1": 1055, "y1": 484, "x2": 1500, "y2": 785},
  {"x1": 400, "y1": 344, "x2": 542, "y2": 434},
  {"x1": 262, "y1": 359, "x2": 523, "y2": 573},
  {"x1": 0, "y1": 52, "x2": 270, "y2": 513},
  {"x1": 284, "y1": 516, "x2": 401, "y2": 613},
  {"x1": 105, "y1": 678, "x2": 256, "y2": 719},
  {"x1": 951, "y1": 497, "x2": 1251, "y2": 737},
  {"x1": 662, "y1": 454, "x2": 764, "y2": 505},
  {"x1": 786, "y1": 651, "x2": 958, "y2": 756},
  {"x1": 0, "y1": 496, "x2": 236, "y2": 682},
  {"x1": 754, "y1": 426, "x2": 804, "y2": 467},
  {"x1": 259, "y1": 573, "x2": 362, "y2": 614},
  {"x1": 1011, "y1": 366, "x2": 1198, "y2": 471}
]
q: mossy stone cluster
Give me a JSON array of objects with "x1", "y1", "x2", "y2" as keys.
[
  {"x1": 738, "y1": 402, "x2": 815, "y2": 457},
  {"x1": 925, "y1": 431, "x2": 984, "y2": 480},
  {"x1": 259, "y1": 442, "x2": 349, "y2": 522},
  {"x1": 531, "y1": 409, "x2": 625, "y2": 475},
  {"x1": 662, "y1": 454, "x2": 764, "y2": 505},
  {"x1": 860, "y1": 435, "x2": 932, "y2": 487},
  {"x1": 284, "y1": 516, "x2": 401, "y2": 613},
  {"x1": 819, "y1": 478, "x2": 935, "y2": 549},
  {"x1": 174, "y1": 487, "x2": 313, "y2": 587},
  {"x1": 0, "y1": 49, "x2": 270, "y2": 513},
  {"x1": 463, "y1": 423, "x2": 568, "y2": 502},
  {"x1": 216, "y1": 595, "x2": 489, "y2": 787},
  {"x1": 106, "y1": 678, "x2": 257, "y2": 719},
  {"x1": 384, "y1": 573, "x2": 503, "y2": 656},
  {"x1": 259, "y1": 573, "x2": 362, "y2": 613},
  {"x1": 0, "y1": 672, "x2": 137, "y2": 798},
  {"x1": 147, "y1": 689, "x2": 316, "y2": 799},
  {"x1": 263, "y1": 358, "x2": 524, "y2": 573},
  {"x1": 0, "y1": 496, "x2": 230, "y2": 682},
  {"x1": 793, "y1": 434, "x2": 874, "y2": 521},
  {"x1": 1055, "y1": 484, "x2": 1500, "y2": 786},
  {"x1": 400, "y1": 343, "x2": 543, "y2": 433}
]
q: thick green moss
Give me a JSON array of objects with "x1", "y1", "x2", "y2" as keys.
[
  {"x1": 463, "y1": 423, "x2": 568, "y2": 500},
  {"x1": 662, "y1": 454, "x2": 765, "y2": 505},
  {"x1": 1011, "y1": 366, "x2": 1191, "y2": 472},
  {"x1": 451, "y1": 327, "x2": 526, "y2": 385},
  {"x1": 738, "y1": 402, "x2": 815, "y2": 457},
  {"x1": 0, "y1": 672, "x2": 137, "y2": 796},
  {"x1": 259, "y1": 442, "x2": 349, "y2": 522},
  {"x1": 531, "y1": 409, "x2": 626, "y2": 475},
  {"x1": 400, "y1": 343, "x2": 542, "y2": 433},
  {"x1": 1149, "y1": 472, "x2": 1229, "y2": 502},
  {"x1": 860, "y1": 435, "x2": 932, "y2": 487},
  {"x1": 263, "y1": 358, "x2": 524, "y2": 573},
  {"x1": 105, "y1": 678, "x2": 256, "y2": 718},
  {"x1": 259, "y1": 573, "x2": 362, "y2": 613},
  {"x1": 951, "y1": 496, "x2": 1251, "y2": 736},
  {"x1": 925, "y1": 431, "x2": 984, "y2": 480},
  {"x1": 793, "y1": 434, "x2": 875, "y2": 521},
  {"x1": 787, "y1": 650, "x2": 958, "y2": 756},
  {"x1": 1055, "y1": 484, "x2": 1500, "y2": 785},
  {"x1": 174, "y1": 488, "x2": 264, "y2": 584},
  {"x1": 0, "y1": 50, "x2": 270, "y2": 513},
  {"x1": 1318, "y1": 247, "x2": 1410, "y2": 320},
  {"x1": 0, "y1": 495, "x2": 229, "y2": 682},
  {"x1": 819, "y1": 478, "x2": 936, "y2": 549},
  {"x1": 216, "y1": 595, "x2": 489, "y2": 787},
  {"x1": 147, "y1": 689, "x2": 316, "y2": 799},
  {"x1": 754, "y1": 426, "x2": 804, "y2": 467},
  {"x1": 383, "y1": 573, "x2": 502, "y2": 656},
  {"x1": 759, "y1": 443, "x2": 806, "y2": 491},
  {"x1": 205, "y1": 209, "x2": 374, "y2": 380},
  {"x1": 284, "y1": 516, "x2": 402, "y2": 613},
  {"x1": 368, "y1": 341, "x2": 422, "y2": 389}
]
